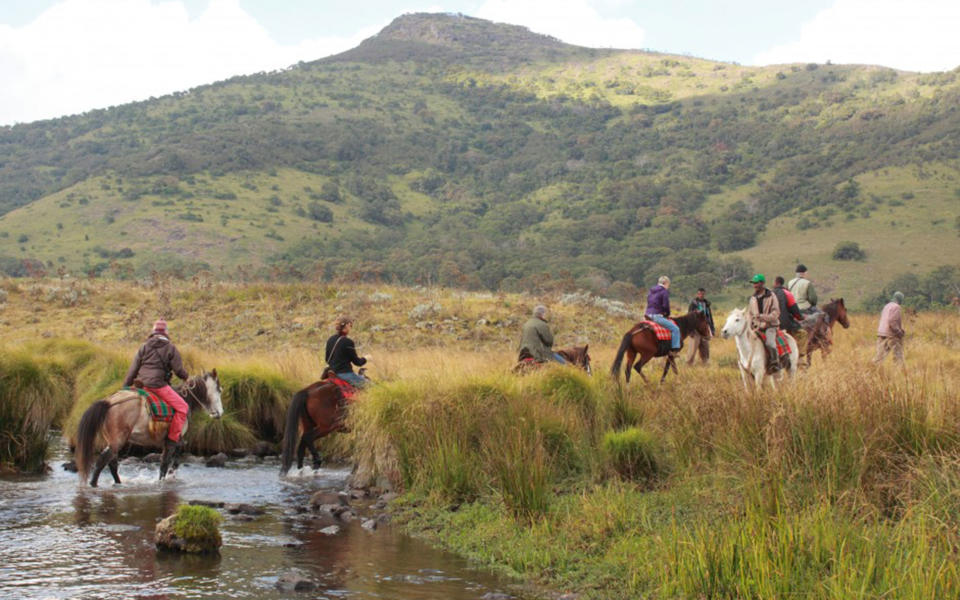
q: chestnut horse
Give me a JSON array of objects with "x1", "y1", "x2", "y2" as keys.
[
  {"x1": 75, "y1": 371, "x2": 223, "y2": 487},
  {"x1": 513, "y1": 345, "x2": 592, "y2": 374},
  {"x1": 799, "y1": 298, "x2": 850, "y2": 367},
  {"x1": 610, "y1": 311, "x2": 711, "y2": 383},
  {"x1": 280, "y1": 369, "x2": 355, "y2": 475}
]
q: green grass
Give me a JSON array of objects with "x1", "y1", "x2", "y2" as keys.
[{"x1": 170, "y1": 504, "x2": 222, "y2": 553}]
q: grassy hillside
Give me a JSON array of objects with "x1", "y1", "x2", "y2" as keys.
[{"x1": 0, "y1": 13, "x2": 958, "y2": 303}]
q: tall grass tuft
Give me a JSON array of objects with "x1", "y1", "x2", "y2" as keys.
[
  {"x1": 186, "y1": 412, "x2": 257, "y2": 455},
  {"x1": 602, "y1": 427, "x2": 668, "y2": 485},
  {"x1": 217, "y1": 364, "x2": 294, "y2": 442},
  {"x1": 488, "y1": 428, "x2": 552, "y2": 519},
  {"x1": 0, "y1": 351, "x2": 71, "y2": 472}
]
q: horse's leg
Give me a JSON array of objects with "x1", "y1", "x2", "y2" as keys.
[
  {"x1": 159, "y1": 440, "x2": 179, "y2": 481},
  {"x1": 303, "y1": 429, "x2": 324, "y2": 470},
  {"x1": 659, "y1": 356, "x2": 672, "y2": 383},
  {"x1": 108, "y1": 456, "x2": 121, "y2": 485},
  {"x1": 296, "y1": 429, "x2": 312, "y2": 470},
  {"x1": 635, "y1": 354, "x2": 651, "y2": 383},
  {"x1": 624, "y1": 350, "x2": 637, "y2": 383},
  {"x1": 90, "y1": 447, "x2": 114, "y2": 487},
  {"x1": 739, "y1": 367, "x2": 752, "y2": 392}
]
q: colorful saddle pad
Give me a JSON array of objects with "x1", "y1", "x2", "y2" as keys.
[
  {"x1": 641, "y1": 319, "x2": 675, "y2": 341},
  {"x1": 326, "y1": 376, "x2": 356, "y2": 401},
  {"x1": 125, "y1": 387, "x2": 174, "y2": 422},
  {"x1": 775, "y1": 330, "x2": 791, "y2": 357}
]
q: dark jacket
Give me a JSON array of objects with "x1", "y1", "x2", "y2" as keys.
[
  {"x1": 518, "y1": 317, "x2": 555, "y2": 362},
  {"x1": 123, "y1": 334, "x2": 189, "y2": 389},
  {"x1": 646, "y1": 285, "x2": 671, "y2": 317},
  {"x1": 687, "y1": 297, "x2": 716, "y2": 335},
  {"x1": 326, "y1": 334, "x2": 366, "y2": 374},
  {"x1": 772, "y1": 287, "x2": 802, "y2": 331}
]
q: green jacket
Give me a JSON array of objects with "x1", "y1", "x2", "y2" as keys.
[
  {"x1": 787, "y1": 276, "x2": 818, "y2": 310},
  {"x1": 519, "y1": 317, "x2": 555, "y2": 362}
]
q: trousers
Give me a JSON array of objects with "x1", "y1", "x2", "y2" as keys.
[{"x1": 146, "y1": 385, "x2": 189, "y2": 443}]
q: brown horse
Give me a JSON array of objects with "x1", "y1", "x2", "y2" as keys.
[
  {"x1": 512, "y1": 345, "x2": 592, "y2": 374},
  {"x1": 280, "y1": 369, "x2": 354, "y2": 475},
  {"x1": 610, "y1": 311, "x2": 711, "y2": 383},
  {"x1": 800, "y1": 298, "x2": 850, "y2": 367},
  {"x1": 75, "y1": 371, "x2": 223, "y2": 487}
]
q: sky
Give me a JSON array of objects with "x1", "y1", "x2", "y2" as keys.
[{"x1": 1, "y1": 0, "x2": 959, "y2": 126}]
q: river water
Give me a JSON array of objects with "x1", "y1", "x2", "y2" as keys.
[{"x1": 0, "y1": 440, "x2": 524, "y2": 600}]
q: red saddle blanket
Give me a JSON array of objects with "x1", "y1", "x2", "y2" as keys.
[
  {"x1": 125, "y1": 387, "x2": 174, "y2": 422},
  {"x1": 641, "y1": 319, "x2": 675, "y2": 341},
  {"x1": 325, "y1": 376, "x2": 356, "y2": 401},
  {"x1": 775, "y1": 330, "x2": 791, "y2": 357}
]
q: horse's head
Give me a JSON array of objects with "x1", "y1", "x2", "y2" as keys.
[
  {"x1": 833, "y1": 298, "x2": 850, "y2": 329},
  {"x1": 560, "y1": 345, "x2": 592, "y2": 374},
  {"x1": 199, "y1": 369, "x2": 223, "y2": 419},
  {"x1": 721, "y1": 308, "x2": 747, "y2": 339},
  {"x1": 690, "y1": 310, "x2": 712, "y2": 339}
]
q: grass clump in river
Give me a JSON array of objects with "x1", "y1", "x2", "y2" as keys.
[{"x1": 163, "y1": 504, "x2": 222, "y2": 554}]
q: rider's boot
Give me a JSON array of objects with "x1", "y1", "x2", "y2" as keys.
[{"x1": 766, "y1": 347, "x2": 780, "y2": 373}]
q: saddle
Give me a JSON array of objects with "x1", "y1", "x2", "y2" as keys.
[
  {"x1": 125, "y1": 385, "x2": 175, "y2": 422},
  {"x1": 636, "y1": 319, "x2": 677, "y2": 357},
  {"x1": 320, "y1": 367, "x2": 357, "y2": 402}
]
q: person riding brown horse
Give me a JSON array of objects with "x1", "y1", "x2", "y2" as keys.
[
  {"x1": 610, "y1": 310, "x2": 711, "y2": 383},
  {"x1": 280, "y1": 370, "x2": 353, "y2": 475}
]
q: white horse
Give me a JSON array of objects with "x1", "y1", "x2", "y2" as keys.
[{"x1": 721, "y1": 308, "x2": 799, "y2": 391}]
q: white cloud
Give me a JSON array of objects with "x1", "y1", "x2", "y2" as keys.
[
  {"x1": 0, "y1": 0, "x2": 380, "y2": 125},
  {"x1": 753, "y1": 0, "x2": 960, "y2": 72},
  {"x1": 475, "y1": 0, "x2": 645, "y2": 49}
]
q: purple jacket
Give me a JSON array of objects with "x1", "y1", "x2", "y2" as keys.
[{"x1": 646, "y1": 285, "x2": 671, "y2": 317}]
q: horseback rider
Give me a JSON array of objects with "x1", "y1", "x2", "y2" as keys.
[
  {"x1": 646, "y1": 276, "x2": 681, "y2": 358},
  {"x1": 747, "y1": 274, "x2": 781, "y2": 373},
  {"x1": 122, "y1": 318, "x2": 190, "y2": 452},
  {"x1": 787, "y1": 264, "x2": 818, "y2": 314},
  {"x1": 519, "y1": 305, "x2": 565, "y2": 364},
  {"x1": 773, "y1": 275, "x2": 805, "y2": 356},
  {"x1": 686, "y1": 287, "x2": 715, "y2": 364},
  {"x1": 325, "y1": 316, "x2": 370, "y2": 388}
]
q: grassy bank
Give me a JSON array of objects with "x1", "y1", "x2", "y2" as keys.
[{"x1": 349, "y1": 312, "x2": 960, "y2": 598}]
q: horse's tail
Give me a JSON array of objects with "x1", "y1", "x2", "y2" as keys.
[
  {"x1": 610, "y1": 331, "x2": 634, "y2": 379},
  {"x1": 76, "y1": 400, "x2": 111, "y2": 484},
  {"x1": 280, "y1": 388, "x2": 309, "y2": 475}
]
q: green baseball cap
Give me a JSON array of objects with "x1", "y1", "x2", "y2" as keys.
[{"x1": 750, "y1": 274, "x2": 766, "y2": 283}]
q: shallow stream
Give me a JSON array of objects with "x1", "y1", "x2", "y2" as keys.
[{"x1": 0, "y1": 440, "x2": 523, "y2": 600}]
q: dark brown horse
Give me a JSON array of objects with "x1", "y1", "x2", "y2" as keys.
[
  {"x1": 799, "y1": 298, "x2": 849, "y2": 367},
  {"x1": 280, "y1": 370, "x2": 353, "y2": 475},
  {"x1": 610, "y1": 311, "x2": 711, "y2": 383},
  {"x1": 75, "y1": 371, "x2": 223, "y2": 487},
  {"x1": 513, "y1": 345, "x2": 592, "y2": 374}
]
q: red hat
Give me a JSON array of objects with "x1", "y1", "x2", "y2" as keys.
[{"x1": 153, "y1": 319, "x2": 168, "y2": 334}]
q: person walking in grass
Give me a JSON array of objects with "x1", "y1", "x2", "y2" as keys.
[
  {"x1": 325, "y1": 316, "x2": 371, "y2": 388},
  {"x1": 874, "y1": 291, "x2": 906, "y2": 366},
  {"x1": 519, "y1": 305, "x2": 565, "y2": 364},
  {"x1": 686, "y1": 288, "x2": 715, "y2": 365}
]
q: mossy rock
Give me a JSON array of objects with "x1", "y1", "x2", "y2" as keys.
[{"x1": 155, "y1": 504, "x2": 222, "y2": 554}]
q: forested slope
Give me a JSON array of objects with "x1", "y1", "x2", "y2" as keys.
[{"x1": 1, "y1": 13, "x2": 957, "y2": 305}]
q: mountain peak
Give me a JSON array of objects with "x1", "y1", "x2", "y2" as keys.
[{"x1": 328, "y1": 12, "x2": 604, "y2": 65}]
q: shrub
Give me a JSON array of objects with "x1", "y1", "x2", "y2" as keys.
[
  {"x1": 832, "y1": 241, "x2": 866, "y2": 261},
  {"x1": 602, "y1": 427, "x2": 667, "y2": 484}
]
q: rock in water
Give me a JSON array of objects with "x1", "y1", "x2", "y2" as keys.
[
  {"x1": 205, "y1": 452, "x2": 228, "y2": 468},
  {"x1": 276, "y1": 571, "x2": 317, "y2": 592},
  {"x1": 155, "y1": 504, "x2": 222, "y2": 554}
]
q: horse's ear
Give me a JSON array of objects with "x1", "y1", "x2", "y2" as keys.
[
  {"x1": 211, "y1": 368, "x2": 217, "y2": 379},
  {"x1": 583, "y1": 344, "x2": 589, "y2": 353}
]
